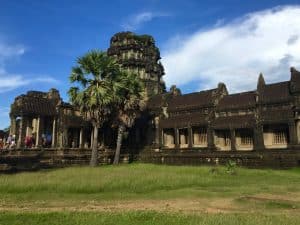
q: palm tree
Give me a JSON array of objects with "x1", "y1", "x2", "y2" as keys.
[
  {"x1": 113, "y1": 71, "x2": 146, "y2": 164},
  {"x1": 68, "y1": 50, "x2": 122, "y2": 166}
]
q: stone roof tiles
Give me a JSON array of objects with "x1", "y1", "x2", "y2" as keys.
[
  {"x1": 217, "y1": 91, "x2": 256, "y2": 110},
  {"x1": 167, "y1": 89, "x2": 217, "y2": 111},
  {"x1": 160, "y1": 112, "x2": 209, "y2": 128},
  {"x1": 11, "y1": 95, "x2": 57, "y2": 117},
  {"x1": 261, "y1": 108, "x2": 294, "y2": 122},
  {"x1": 148, "y1": 88, "x2": 218, "y2": 112},
  {"x1": 260, "y1": 81, "x2": 292, "y2": 103},
  {"x1": 212, "y1": 115, "x2": 256, "y2": 129}
]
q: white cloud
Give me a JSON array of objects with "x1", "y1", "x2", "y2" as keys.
[
  {"x1": 0, "y1": 40, "x2": 59, "y2": 93},
  {"x1": 161, "y1": 6, "x2": 300, "y2": 93},
  {"x1": 122, "y1": 11, "x2": 169, "y2": 31},
  {"x1": 0, "y1": 70, "x2": 59, "y2": 93},
  {"x1": 0, "y1": 43, "x2": 25, "y2": 59}
]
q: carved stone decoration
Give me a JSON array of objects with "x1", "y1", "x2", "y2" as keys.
[{"x1": 107, "y1": 32, "x2": 165, "y2": 97}]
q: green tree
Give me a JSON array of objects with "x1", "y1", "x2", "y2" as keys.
[
  {"x1": 113, "y1": 71, "x2": 146, "y2": 164},
  {"x1": 68, "y1": 50, "x2": 122, "y2": 166}
]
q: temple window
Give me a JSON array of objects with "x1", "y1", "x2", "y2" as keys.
[
  {"x1": 240, "y1": 130, "x2": 253, "y2": 145},
  {"x1": 163, "y1": 128, "x2": 175, "y2": 148},
  {"x1": 241, "y1": 135, "x2": 252, "y2": 145},
  {"x1": 263, "y1": 124, "x2": 289, "y2": 149},
  {"x1": 179, "y1": 128, "x2": 188, "y2": 148},
  {"x1": 215, "y1": 130, "x2": 231, "y2": 151},
  {"x1": 235, "y1": 128, "x2": 254, "y2": 150},
  {"x1": 273, "y1": 131, "x2": 288, "y2": 144},
  {"x1": 192, "y1": 127, "x2": 207, "y2": 147}
]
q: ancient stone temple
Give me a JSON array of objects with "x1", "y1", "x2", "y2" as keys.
[
  {"x1": 10, "y1": 89, "x2": 91, "y2": 149},
  {"x1": 6, "y1": 32, "x2": 300, "y2": 168},
  {"x1": 148, "y1": 68, "x2": 300, "y2": 152},
  {"x1": 107, "y1": 32, "x2": 166, "y2": 97}
]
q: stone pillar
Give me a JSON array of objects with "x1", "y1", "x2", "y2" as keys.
[
  {"x1": 288, "y1": 121, "x2": 297, "y2": 145},
  {"x1": 10, "y1": 117, "x2": 17, "y2": 135},
  {"x1": 254, "y1": 124, "x2": 264, "y2": 150},
  {"x1": 207, "y1": 127, "x2": 215, "y2": 150},
  {"x1": 17, "y1": 116, "x2": 25, "y2": 148},
  {"x1": 230, "y1": 129, "x2": 236, "y2": 151},
  {"x1": 175, "y1": 128, "x2": 179, "y2": 149},
  {"x1": 188, "y1": 126, "x2": 193, "y2": 148},
  {"x1": 25, "y1": 119, "x2": 31, "y2": 137},
  {"x1": 154, "y1": 117, "x2": 160, "y2": 147},
  {"x1": 63, "y1": 128, "x2": 68, "y2": 148},
  {"x1": 58, "y1": 131, "x2": 63, "y2": 148},
  {"x1": 35, "y1": 117, "x2": 41, "y2": 147},
  {"x1": 79, "y1": 127, "x2": 84, "y2": 148},
  {"x1": 158, "y1": 128, "x2": 163, "y2": 148},
  {"x1": 51, "y1": 118, "x2": 56, "y2": 148}
]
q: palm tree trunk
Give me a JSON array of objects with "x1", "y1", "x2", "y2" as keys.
[
  {"x1": 113, "y1": 124, "x2": 125, "y2": 164},
  {"x1": 90, "y1": 125, "x2": 98, "y2": 166}
]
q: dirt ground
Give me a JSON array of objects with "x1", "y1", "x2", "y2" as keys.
[{"x1": 0, "y1": 193, "x2": 299, "y2": 215}]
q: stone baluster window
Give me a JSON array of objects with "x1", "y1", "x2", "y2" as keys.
[
  {"x1": 163, "y1": 128, "x2": 175, "y2": 148},
  {"x1": 273, "y1": 131, "x2": 288, "y2": 144},
  {"x1": 224, "y1": 133, "x2": 231, "y2": 146},
  {"x1": 192, "y1": 127, "x2": 207, "y2": 146},
  {"x1": 240, "y1": 131, "x2": 253, "y2": 146}
]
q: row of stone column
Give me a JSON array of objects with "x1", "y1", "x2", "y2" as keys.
[
  {"x1": 10, "y1": 116, "x2": 57, "y2": 148},
  {"x1": 9, "y1": 115, "x2": 105, "y2": 149},
  {"x1": 154, "y1": 120, "x2": 298, "y2": 151}
]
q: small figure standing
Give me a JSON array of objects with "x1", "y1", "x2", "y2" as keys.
[
  {"x1": 31, "y1": 133, "x2": 36, "y2": 148},
  {"x1": 46, "y1": 133, "x2": 52, "y2": 147},
  {"x1": 42, "y1": 134, "x2": 47, "y2": 147},
  {"x1": 0, "y1": 138, "x2": 3, "y2": 149},
  {"x1": 25, "y1": 135, "x2": 31, "y2": 148},
  {"x1": 6, "y1": 135, "x2": 12, "y2": 149},
  {"x1": 10, "y1": 135, "x2": 16, "y2": 149}
]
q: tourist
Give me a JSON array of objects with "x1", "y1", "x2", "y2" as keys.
[
  {"x1": 42, "y1": 134, "x2": 47, "y2": 147},
  {"x1": 10, "y1": 135, "x2": 16, "y2": 149},
  {"x1": 25, "y1": 135, "x2": 31, "y2": 148},
  {"x1": 5, "y1": 135, "x2": 12, "y2": 149},
  {"x1": 31, "y1": 133, "x2": 36, "y2": 148},
  {"x1": 46, "y1": 133, "x2": 52, "y2": 147},
  {"x1": 0, "y1": 138, "x2": 3, "y2": 149}
]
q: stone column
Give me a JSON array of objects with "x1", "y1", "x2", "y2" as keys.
[
  {"x1": 79, "y1": 127, "x2": 84, "y2": 148},
  {"x1": 25, "y1": 118, "x2": 31, "y2": 137},
  {"x1": 254, "y1": 124, "x2": 264, "y2": 150},
  {"x1": 207, "y1": 127, "x2": 215, "y2": 150},
  {"x1": 154, "y1": 117, "x2": 160, "y2": 147},
  {"x1": 51, "y1": 118, "x2": 56, "y2": 148},
  {"x1": 175, "y1": 128, "x2": 180, "y2": 149},
  {"x1": 188, "y1": 126, "x2": 193, "y2": 148},
  {"x1": 35, "y1": 117, "x2": 41, "y2": 147},
  {"x1": 288, "y1": 121, "x2": 297, "y2": 146},
  {"x1": 63, "y1": 128, "x2": 68, "y2": 148},
  {"x1": 17, "y1": 116, "x2": 25, "y2": 148},
  {"x1": 10, "y1": 116, "x2": 17, "y2": 135},
  {"x1": 230, "y1": 129, "x2": 236, "y2": 151},
  {"x1": 158, "y1": 128, "x2": 163, "y2": 148}
]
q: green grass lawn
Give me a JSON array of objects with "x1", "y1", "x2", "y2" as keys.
[
  {"x1": 0, "y1": 163, "x2": 299, "y2": 224},
  {"x1": 0, "y1": 211, "x2": 299, "y2": 225}
]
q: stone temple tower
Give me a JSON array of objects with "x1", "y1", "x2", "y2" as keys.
[{"x1": 107, "y1": 32, "x2": 166, "y2": 97}]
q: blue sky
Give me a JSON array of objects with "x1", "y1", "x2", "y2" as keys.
[{"x1": 1, "y1": 0, "x2": 300, "y2": 129}]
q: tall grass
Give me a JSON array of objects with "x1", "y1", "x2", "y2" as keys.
[
  {"x1": 0, "y1": 211, "x2": 299, "y2": 225},
  {"x1": 0, "y1": 163, "x2": 299, "y2": 202}
]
